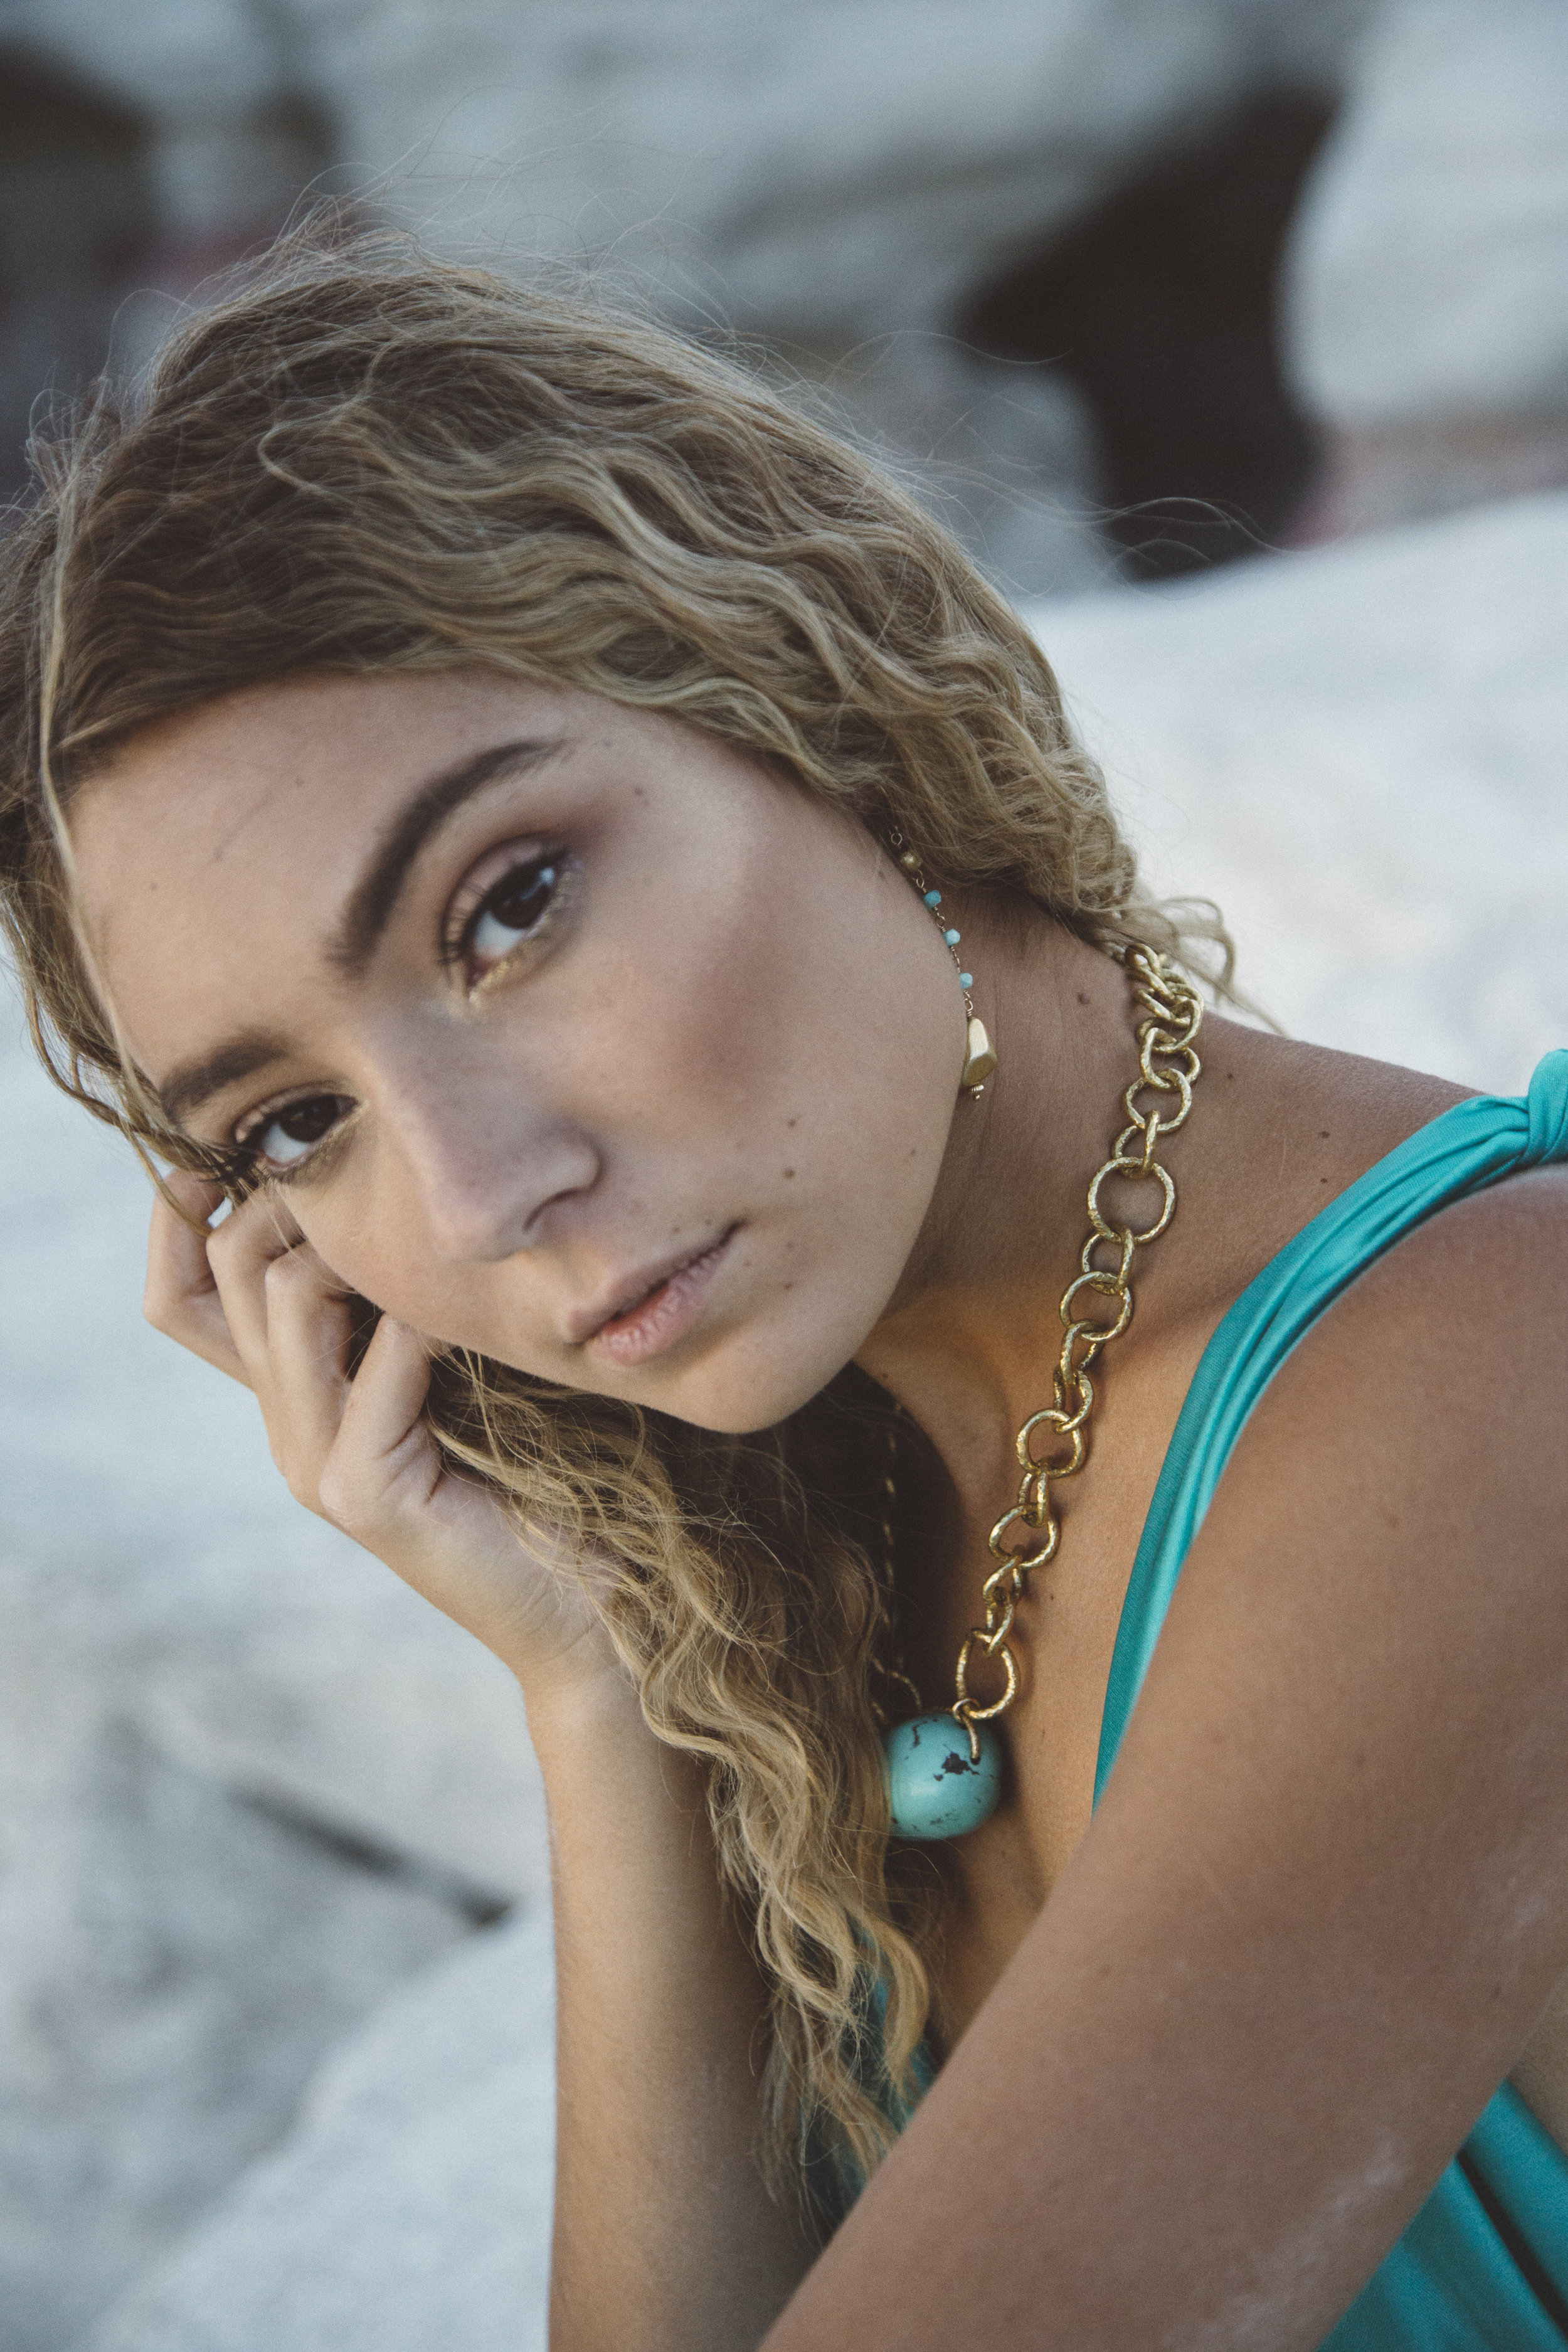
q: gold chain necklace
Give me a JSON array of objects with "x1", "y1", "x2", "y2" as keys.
[{"x1": 882, "y1": 945, "x2": 1205, "y2": 1841}]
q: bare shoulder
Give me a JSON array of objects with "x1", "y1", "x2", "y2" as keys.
[
  {"x1": 1175, "y1": 1019, "x2": 1488, "y2": 1312},
  {"x1": 1081, "y1": 1151, "x2": 1568, "y2": 2179},
  {"x1": 1198, "y1": 1014, "x2": 1478, "y2": 1170},
  {"x1": 1155, "y1": 1148, "x2": 1568, "y2": 1748}
]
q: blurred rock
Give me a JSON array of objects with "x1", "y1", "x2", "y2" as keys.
[
  {"x1": 4, "y1": 0, "x2": 1355, "y2": 337},
  {"x1": 0, "y1": 1528, "x2": 548, "y2": 2352},
  {"x1": 297, "y1": 0, "x2": 1355, "y2": 340},
  {"x1": 132, "y1": 1555, "x2": 548, "y2": 1909},
  {"x1": 280, "y1": 0, "x2": 1360, "y2": 589},
  {"x1": 88, "y1": 1907, "x2": 554, "y2": 2352},
  {"x1": 0, "y1": 1613, "x2": 468, "y2": 2352},
  {"x1": 958, "y1": 87, "x2": 1337, "y2": 580},
  {"x1": 0, "y1": 0, "x2": 1369, "y2": 588},
  {"x1": 1029, "y1": 489, "x2": 1568, "y2": 1092},
  {"x1": 0, "y1": 50, "x2": 156, "y2": 496},
  {"x1": 1285, "y1": 0, "x2": 1568, "y2": 535},
  {"x1": 15, "y1": 0, "x2": 1568, "y2": 572}
]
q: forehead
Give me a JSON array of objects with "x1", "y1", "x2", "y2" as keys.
[
  {"x1": 74, "y1": 667, "x2": 576, "y2": 921},
  {"x1": 66, "y1": 669, "x2": 585, "y2": 1074},
  {"x1": 75, "y1": 669, "x2": 574, "y2": 861}
]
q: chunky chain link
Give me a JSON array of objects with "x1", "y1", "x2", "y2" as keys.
[{"x1": 946, "y1": 945, "x2": 1205, "y2": 1756}]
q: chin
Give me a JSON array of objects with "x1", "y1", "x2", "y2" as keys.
[
  {"x1": 639, "y1": 1311, "x2": 876, "y2": 1436},
  {"x1": 654, "y1": 1387, "x2": 805, "y2": 1438}
]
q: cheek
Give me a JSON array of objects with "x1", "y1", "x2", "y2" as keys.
[
  {"x1": 302, "y1": 1220, "x2": 522, "y2": 1360},
  {"x1": 605, "y1": 850, "x2": 963, "y2": 1388},
  {"x1": 572, "y1": 834, "x2": 961, "y2": 1219},
  {"x1": 282, "y1": 1162, "x2": 479, "y2": 1342},
  {"x1": 285, "y1": 1192, "x2": 421, "y2": 1322},
  {"x1": 566, "y1": 879, "x2": 809, "y2": 1134}
]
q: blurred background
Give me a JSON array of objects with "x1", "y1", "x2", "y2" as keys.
[{"x1": 1, "y1": 3, "x2": 1565, "y2": 2346}]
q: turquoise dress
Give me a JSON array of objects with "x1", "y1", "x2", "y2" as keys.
[{"x1": 905, "y1": 1052, "x2": 1568, "y2": 2345}]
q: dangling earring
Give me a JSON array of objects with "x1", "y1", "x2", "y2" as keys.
[{"x1": 889, "y1": 832, "x2": 999, "y2": 1098}]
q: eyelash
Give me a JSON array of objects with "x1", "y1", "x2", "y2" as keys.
[
  {"x1": 225, "y1": 844, "x2": 575, "y2": 1185},
  {"x1": 228, "y1": 1094, "x2": 356, "y2": 1192},
  {"x1": 441, "y1": 843, "x2": 573, "y2": 988}
]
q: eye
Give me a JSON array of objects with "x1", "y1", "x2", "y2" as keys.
[
  {"x1": 448, "y1": 845, "x2": 574, "y2": 988},
  {"x1": 239, "y1": 1093, "x2": 354, "y2": 1176},
  {"x1": 473, "y1": 859, "x2": 556, "y2": 963}
]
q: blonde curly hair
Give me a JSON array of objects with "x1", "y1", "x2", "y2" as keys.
[{"x1": 0, "y1": 220, "x2": 1231, "y2": 2207}]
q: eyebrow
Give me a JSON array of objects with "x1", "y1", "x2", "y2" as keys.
[
  {"x1": 158, "y1": 1027, "x2": 295, "y2": 1128},
  {"x1": 327, "y1": 733, "x2": 571, "y2": 978},
  {"x1": 156, "y1": 733, "x2": 570, "y2": 1130}
]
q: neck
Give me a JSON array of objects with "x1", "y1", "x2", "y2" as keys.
[{"x1": 854, "y1": 901, "x2": 1160, "y2": 1537}]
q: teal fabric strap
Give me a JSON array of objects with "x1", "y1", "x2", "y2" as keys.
[
  {"x1": 1092, "y1": 1049, "x2": 1568, "y2": 2348},
  {"x1": 1096, "y1": 1048, "x2": 1568, "y2": 1800}
]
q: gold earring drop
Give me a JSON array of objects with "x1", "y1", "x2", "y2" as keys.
[
  {"x1": 961, "y1": 1014, "x2": 999, "y2": 1095},
  {"x1": 890, "y1": 833, "x2": 999, "y2": 1098}
]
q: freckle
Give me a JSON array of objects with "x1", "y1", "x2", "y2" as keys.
[
  {"x1": 783, "y1": 1281, "x2": 795, "y2": 1291},
  {"x1": 782, "y1": 1168, "x2": 795, "y2": 1179},
  {"x1": 786, "y1": 1117, "x2": 798, "y2": 1129},
  {"x1": 1320, "y1": 1130, "x2": 1330, "y2": 1139}
]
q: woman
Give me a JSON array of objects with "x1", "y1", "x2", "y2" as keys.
[{"x1": 3, "y1": 229, "x2": 1567, "y2": 2351}]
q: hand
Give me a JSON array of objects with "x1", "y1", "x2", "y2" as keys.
[{"x1": 144, "y1": 1173, "x2": 608, "y2": 1693}]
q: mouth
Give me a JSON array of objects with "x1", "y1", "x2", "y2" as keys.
[{"x1": 574, "y1": 1226, "x2": 740, "y2": 1370}]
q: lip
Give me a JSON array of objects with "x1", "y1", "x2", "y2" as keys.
[{"x1": 572, "y1": 1226, "x2": 739, "y2": 1369}]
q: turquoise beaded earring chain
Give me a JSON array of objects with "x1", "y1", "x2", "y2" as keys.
[{"x1": 889, "y1": 831, "x2": 998, "y2": 1096}]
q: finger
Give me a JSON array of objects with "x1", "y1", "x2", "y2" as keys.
[
  {"x1": 329, "y1": 1316, "x2": 437, "y2": 1504},
  {"x1": 204, "y1": 1185, "x2": 312, "y2": 1376},
  {"x1": 144, "y1": 1175, "x2": 249, "y2": 1383},
  {"x1": 257, "y1": 1241, "x2": 358, "y2": 1484},
  {"x1": 329, "y1": 1322, "x2": 602, "y2": 1666},
  {"x1": 315, "y1": 1317, "x2": 444, "y2": 1534}
]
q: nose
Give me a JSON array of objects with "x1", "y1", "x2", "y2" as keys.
[{"x1": 372, "y1": 1049, "x2": 601, "y2": 1264}]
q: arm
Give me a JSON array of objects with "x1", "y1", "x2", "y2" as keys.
[
  {"x1": 146, "y1": 1180, "x2": 815, "y2": 2352},
  {"x1": 535, "y1": 1671, "x2": 814, "y2": 2348},
  {"x1": 763, "y1": 1167, "x2": 1568, "y2": 2351}
]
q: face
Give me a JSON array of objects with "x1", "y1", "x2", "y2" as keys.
[{"x1": 69, "y1": 671, "x2": 967, "y2": 1432}]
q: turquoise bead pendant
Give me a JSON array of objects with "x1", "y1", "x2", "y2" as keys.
[{"x1": 883, "y1": 1712, "x2": 1003, "y2": 1841}]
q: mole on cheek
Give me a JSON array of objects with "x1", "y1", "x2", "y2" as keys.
[{"x1": 783, "y1": 1167, "x2": 795, "y2": 1179}]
